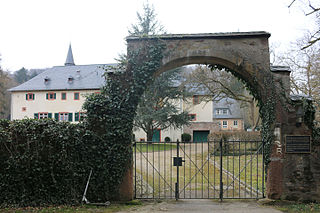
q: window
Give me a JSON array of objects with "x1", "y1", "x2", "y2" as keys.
[
  {"x1": 222, "y1": 120, "x2": 228, "y2": 128},
  {"x1": 188, "y1": 114, "x2": 196, "y2": 121},
  {"x1": 193, "y1": 95, "x2": 199, "y2": 105},
  {"x1": 54, "y1": 112, "x2": 72, "y2": 122},
  {"x1": 215, "y1": 108, "x2": 229, "y2": 115},
  {"x1": 140, "y1": 138, "x2": 145, "y2": 142},
  {"x1": 59, "y1": 112, "x2": 69, "y2": 121},
  {"x1": 46, "y1": 92, "x2": 56, "y2": 100},
  {"x1": 61, "y1": 92, "x2": 67, "y2": 100},
  {"x1": 34, "y1": 112, "x2": 52, "y2": 119},
  {"x1": 75, "y1": 112, "x2": 86, "y2": 122},
  {"x1": 26, "y1": 93, "x2": 35, "y2": 100},
  {"x1": 233, "y1": 120, "x2": 238, "y2": 127},
  {"x1": 74, "y1": 92, "x2": 80, "y2": 100},
  {"x1": 39, "y1": 113, "x2": 48, "y2": 119}
]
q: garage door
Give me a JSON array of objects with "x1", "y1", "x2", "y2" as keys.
[
  {"x1": 193, "y1": 130, "x2": 209, "y2": 142},
  {"x1": 152, "y1": 129, "x2": 161, "y2": 142}
]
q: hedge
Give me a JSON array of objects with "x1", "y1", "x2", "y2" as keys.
[
  {"x1": 208, "y1": 130, "x2": 261, "y2": 141},
  {"x1": 0, "y1": 119, "x2": 125, "y2": 207}
]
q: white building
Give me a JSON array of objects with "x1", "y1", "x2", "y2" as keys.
[{"x1": 10, "y1": 46, "x2": 244, "y2": 142}]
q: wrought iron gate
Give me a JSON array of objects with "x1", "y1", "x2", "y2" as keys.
[{"x1": 133, "y1": 139, "x2": 265, "y2": 200}]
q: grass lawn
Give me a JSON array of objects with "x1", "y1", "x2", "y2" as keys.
[
  {"x1": 266, "y1": 201, "x2": 320, "y2": 213},
  {"x1": 221, "y1": 154, "x2": 264, "y2": 193},
  {"x1": 0, "y1": 201, "x2": 143, "y2": 213}
]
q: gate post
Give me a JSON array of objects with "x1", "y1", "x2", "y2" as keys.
[
  {"x1": 266, "y1": 124, "x2": 284, "y2": 199},
  {"x1": 118, "y1": 163, "x2": 134, "y2": 201}
]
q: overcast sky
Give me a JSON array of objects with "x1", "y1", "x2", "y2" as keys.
[{"x1": 0, "y1": 0, "x2": 316, "y2": 72}]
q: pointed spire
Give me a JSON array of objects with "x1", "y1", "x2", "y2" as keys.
[{"x1": 65, "y1": 44, "x2": 75, "y2": 66}]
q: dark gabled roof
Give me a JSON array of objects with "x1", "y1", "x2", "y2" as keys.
[
  {"x1": 9, "y1": 64, "x2": 115, "y2": 92},
  {"x1": 212, "y1": 98, "x2": 243, "y2": 119}
]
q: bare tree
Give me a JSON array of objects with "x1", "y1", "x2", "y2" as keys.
[
  {"x1": 289, "y1": 0, "x2": 320, "y2": 49},
  {"x1": 278, "y1": 33, "x2": 320, "y2": 121},
  {"x1": 0, "y1": 57, "x2": 15, "y2": 119},
  {"x1": 183, "y1": 65, "x2": 260, "y2": 130}
]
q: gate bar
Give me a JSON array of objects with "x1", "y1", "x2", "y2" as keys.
[
  {"x1": 134, "y1": 142, "x2": 136, "y2": 198},
  {"x1": 219, "y1": 138, "x2": 223, "y2": 201},
  {"x1": 175, "y1": 140, "x2": 180, "y2": 200}
]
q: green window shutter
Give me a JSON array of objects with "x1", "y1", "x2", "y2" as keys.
[
  {"x1": 68, "y1": 113, "x2": 73, "y2": 122},
  {"x1": 34, "y1": 113, "x2": 38, "y2": 119},
  {"x1": 48, "y1": 113, "x2": 52, "y2": 119},
  {"x1": 54, "y1": 93, "x2": 56, "y2": 99},
  {"x1": 54, "y1": 113, "x2": 59, "y2": 121},
  {"x1": 75, "y1": 112, "x2": 79, "y2": 122},
  {"x1": 32, "y1": 94, "x2": 35, "y2": 100},
  {"x1": 26, "y1": 94, "x2": 28, "y2": 100},
  {"x1": 46, "y1": 93, "x2": 48, "y2": 100}
]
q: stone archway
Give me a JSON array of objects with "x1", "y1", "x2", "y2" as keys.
[{"x1": 125, "y1": 32, "x2": 319, "y2": 202}]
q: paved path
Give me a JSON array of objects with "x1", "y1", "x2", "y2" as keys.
[{"x1": 119, "y1": 200, "x2": 282, "y2": 213}]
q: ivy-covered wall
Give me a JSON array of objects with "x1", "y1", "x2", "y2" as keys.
[
  {"x1": 0, "y1": 38, "x2": 166, "y2": 207},
  {"x1": 0, "y1": 119, "x2": 121, "y2": 206}
]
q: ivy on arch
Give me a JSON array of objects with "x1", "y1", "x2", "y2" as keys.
[
  {"x1": 83, "y1": 37, "x2": 166, "y2": 198},
  {"x1": 208, "y1": 63, "x2": 277, "y2": 166}
]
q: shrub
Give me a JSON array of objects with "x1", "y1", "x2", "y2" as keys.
[
  {"x1": 208, "y1": 131, "x2": 261, "y2": 141},
  {"x1": 181, "y1": 133, "x2": 191, "y2": 142},
  {"x1": 164, "y1": 136, "x2": 171, "y2": 142},
  {"x1": 208, "y1": 131, "x2": 262, "y2": 156}
]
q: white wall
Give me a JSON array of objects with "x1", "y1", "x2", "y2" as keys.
[
  {"x1": 184, "y1": 96, "x2": 213, "y2": 122},
  {"x1": 11, "y1": 90, "x2": 98, "y2": 121}
]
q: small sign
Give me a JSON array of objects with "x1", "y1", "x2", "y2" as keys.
[
  {"x1": 173, "y1": 157, "x2": 184, "y2": 166},
  {"x1": 285, "y1": 135, "x2": 311, "y2": 154}
]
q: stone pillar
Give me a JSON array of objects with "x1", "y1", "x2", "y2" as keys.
[
  {"x1": 266, "y1": 66, "x2": 291, "y2": 199},
  {"x1": 266, "y1": 123, "x2": 285, "y2": 199},
  {"x1": 118, "y1": 164, "x2": 133, "y2": 201},
  {"x1": 280, "y1": 100, "x2": 317, "y2": 202},
  {"x1": 270, "y1": 66, "x2": 291, "y2": 97},
  {"x1": 266, "y1": 75, "x2": 319, "y2": 202}
]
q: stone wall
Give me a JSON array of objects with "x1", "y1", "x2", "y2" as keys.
[{"x1": 183, "y1": 122, "x2": 219, "y2": 141}]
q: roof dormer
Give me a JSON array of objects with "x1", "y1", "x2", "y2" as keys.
[
  {"x1": 44, "y1": 76, "x2": 50, "y2": 84},
  {"x1": 68, "y1": 75, "x2": 74, "y2": 83}
]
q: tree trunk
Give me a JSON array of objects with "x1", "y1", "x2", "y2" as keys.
[
  {"x1": 146, "y1": 129, "x2": 153, "y2": 142},
  {"x1": 250, "y1": 100, "x2": 255, "y2": 128}
]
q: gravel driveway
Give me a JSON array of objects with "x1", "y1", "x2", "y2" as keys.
[{"x1": 118, "y1": 199, "x2": 282, "y2": 213}]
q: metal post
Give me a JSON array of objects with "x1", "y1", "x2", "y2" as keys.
[
  {"x1": 175, "y1": 139, "x2": 180, "y2": 200},
  {"x1": 262, "y1": 140, "x2": 265, "y2": 198},
  {"x1": 219, "y1": 138, "x2": 223, "y2": 201},
  {"x1": 134, "y1": 142, "x2": 136, "y2": 198}
]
